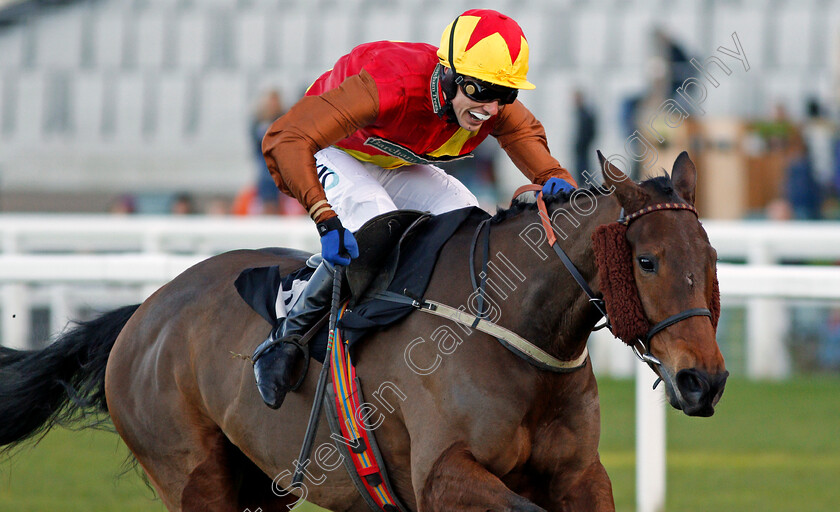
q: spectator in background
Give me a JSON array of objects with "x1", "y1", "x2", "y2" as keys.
[
  {"x1": 653, "y1": 27, "x2": 693, "y2": 100},
  {"x1": 785, "y1": 133, "x2": 822, "y2": 220},
  {"x1": 819, "y1": 310, "x2": 840, "y2": 370},
  {"x1": 802, "y1": 98, "x2": 837, "y2": 193},
  {"x1": 620, "y1": 27, "x2": 693, "y2": 181},
  {"x1": 231, "y1": 186, "x2": 260, "y2": 216},
  {"x1": 170, "y1": 192, "x2": 196, "y2": 215},
  {"x1": 277, "y1": 192, "x2": 307, "y2": 216},
  {"x1": 251, "y1": 89, "x2": 287, "y2": 215},
  {"x1": 108, "y1": 194, "x2": 136, "y2": 214},
  {"x1": 572, "y1": 89, "x2": 597, "y2": 181},
  {"x1": 765, "y1": 197, "x2": 793, "y2": 221},
  {"x1": 204, "y1": 196, "x2": 230, "y2": 216}
]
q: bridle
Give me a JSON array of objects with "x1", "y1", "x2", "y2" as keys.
[
  {"x1": 511, "y1": 185, "x2": 713, "y2": 370},
  {"x1": 615, "y1": 202, "x2": 712, "y2": 367},
  {"x1": 381, "y1": 186, "x2": 710, "y2": 375}
]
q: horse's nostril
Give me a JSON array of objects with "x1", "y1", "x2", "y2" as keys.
[
  {"x1": 676, "y1": 369, "x2": 708, "y2": 399},
  {"x1": 675, "y1": 369, "x2": 716, "y2": 416},
  {"x1": 710, "y1": 370, "x2": 729, "y2": 406},
  {"x1": 716, "y1": 370, "x2": 730, "y2": 389}
]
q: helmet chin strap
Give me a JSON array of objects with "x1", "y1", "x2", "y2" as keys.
[
  {"x1": 448, "y1": 15, "x2": 459, "y2": 75},
  {"x1": 434, "y1": 65, "x2": 459, "y2": 124},
  {"x1": 434, "y1": 15, "x2": 462, "y2": 124}
]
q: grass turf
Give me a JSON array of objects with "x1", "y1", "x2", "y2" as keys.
[
  {"x1": 1, "y1": 376, "x2": 838, "y2": 511},
  {"x1": 598, "y1": 375, "x2": 840, "y2": 512}
]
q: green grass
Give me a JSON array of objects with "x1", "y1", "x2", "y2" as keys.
[
  {"x1": 598, "y1": 376, "x2": 840, "y2": 512},
  {"x1": 2, "y1": 377, "x2": 839, "y2": 511},
  {"x1": 0, "y1": 428, "x2": 165, "y2": 512}
]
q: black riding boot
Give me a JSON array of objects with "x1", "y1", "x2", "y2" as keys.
[{"x1": 252, "y1": 260, "x2": 335, "y2": 409}]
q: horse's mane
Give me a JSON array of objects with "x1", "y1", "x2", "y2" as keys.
[{"x1": 490, "y1": 175, "x2": 680, "y2": 225}]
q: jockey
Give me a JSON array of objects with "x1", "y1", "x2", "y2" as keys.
[{"x1": 252, "y1": 9, "x2": 578, "y2": 409}]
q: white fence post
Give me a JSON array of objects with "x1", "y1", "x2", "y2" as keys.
[
  {"x1": 588, "y1": 328, "x2": 636, "y2": 378},
  {"x1": 48, "y1": 285, "x2": 71, "y2": 339},
  {"x1": 746, "y1": 297, "x2": 790, "y2": 378},
  {"x1": 636, "y1": 362, "x2": 666, "y2": 512},
  {"x1": 745, "y1": 242, "x2": 790, "y2": 378},
  {"x1": 0, "y1": 224, "x2": 27, "y2": 349}
]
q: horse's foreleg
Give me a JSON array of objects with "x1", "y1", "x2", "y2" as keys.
[
  {"x1": 419, "y1": 443, "x2": 546, "y2": 512},
  {"x1": 550, "y1": 459, "x2": 615, "y2": 512}
]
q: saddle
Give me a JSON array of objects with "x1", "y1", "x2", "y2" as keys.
[
  {"x1": 346, "y1": 210, "x2": 431, "y2": 307},
  {"x1": 235, "y1": 209, "x2": 462, "y2": 356},
  {"x1": 236, "y1": 208, "x2": 485, "y2": 360}
]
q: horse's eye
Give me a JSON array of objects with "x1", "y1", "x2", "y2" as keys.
[{"x1": 637, "y1": 256, "x2": 657, "y2": 273}]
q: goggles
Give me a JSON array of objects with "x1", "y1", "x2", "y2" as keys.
[{"x1": 455, "y1": 75, "x2": 518, "y2": 105}]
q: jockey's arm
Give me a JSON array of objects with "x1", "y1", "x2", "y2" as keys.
[
  {"x1": 492, "y1": 101, "x2": 578, "y2": 188},
  {"x1": 261, "y1": 71, "x2": 379, "y2": 223}
]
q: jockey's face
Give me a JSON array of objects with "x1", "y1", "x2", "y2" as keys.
[{"x1": 451, "y1": 87, "x2": 501, "y2": 132}]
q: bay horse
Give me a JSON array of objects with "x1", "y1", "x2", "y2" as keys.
[{"x1": 0, "y1": 152, "x2": 727, "y2": 511}]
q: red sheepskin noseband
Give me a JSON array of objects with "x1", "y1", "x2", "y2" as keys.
[{"x1": 591, "y1": 206, "x2": 721, "y2": 346}]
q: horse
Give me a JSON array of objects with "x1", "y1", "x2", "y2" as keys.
[{"x1": 0, "y1": 152, "x2": 727, "y2": 511}]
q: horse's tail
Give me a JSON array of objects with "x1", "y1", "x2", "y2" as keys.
[{"x1": 0, "y1": 304, "x2": 140, "y2": 451}]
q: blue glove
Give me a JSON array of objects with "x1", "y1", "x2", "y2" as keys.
[
  {"x1": 541, "y1": 177, "x2": 576, "y2": 196},
  {"x1": 316, "y1": 216, "x2": 359, "y2": 266}
]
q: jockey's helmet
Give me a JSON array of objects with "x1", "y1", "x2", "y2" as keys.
[{"x1": 437, "y1": 9, "x2": 535, "y2": 91}]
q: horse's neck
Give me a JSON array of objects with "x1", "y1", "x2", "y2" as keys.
[{"x1": 489, "y1": 194, "x2": 621, "y2": 360}]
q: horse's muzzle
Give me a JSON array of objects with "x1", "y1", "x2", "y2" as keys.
[{"x1": 674, "y1": 368, "x2": 729, "y2": 417}]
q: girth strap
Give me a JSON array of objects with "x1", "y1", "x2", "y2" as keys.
[{"x1": 469, "y1": 218, "x2": 492, "y2": 327}]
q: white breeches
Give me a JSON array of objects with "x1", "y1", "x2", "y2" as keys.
[{"x1": 315, "y1": 146, "x2": 479, "y2": 232}]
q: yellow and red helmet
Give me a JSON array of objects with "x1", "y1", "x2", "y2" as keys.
[{"x1": 437, "y1": 9, "x2": 535, "y2": 90}]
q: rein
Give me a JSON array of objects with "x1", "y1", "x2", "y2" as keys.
[
  {"x1": 515, "y1": 185, "x2": 611, "y2": 329},
  {"x1": 374, "y1": 200, "x2": 591, "y2": 372},
  {"x1": 515, "y1": 184, "x2": 713, "y2": 370},
  {"x1": 464, "y1": 215, "x2": 589, "y2": 371},
  {"x1": 375, "y1": 186, "x2": 710, "y2": 374},
  {"x1": 377, "y1": 212, "x2": 589, "y2": 373}
]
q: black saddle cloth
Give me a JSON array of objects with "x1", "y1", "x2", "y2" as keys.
[
  {"x1": 339, "y1": 207, "x2": 486, "y2": 351},
  {"x1": 235, "y1": 207, "x2": 488, "y2": 363}
]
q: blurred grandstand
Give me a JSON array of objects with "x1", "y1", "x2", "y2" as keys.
[
  {"x1": 0, "y1": 0, "x2": 837, "y2": 215},
  {"x1": 1, "y1": 6, "x2": 837, "y2": 510}
]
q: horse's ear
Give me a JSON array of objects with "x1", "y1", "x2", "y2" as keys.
[
  {"x1": 671, "y1": 151, "x2": 697, "y2": 205},
  {"x1": 597, "y1": 150, "x2": 649, "y2": 212}
]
